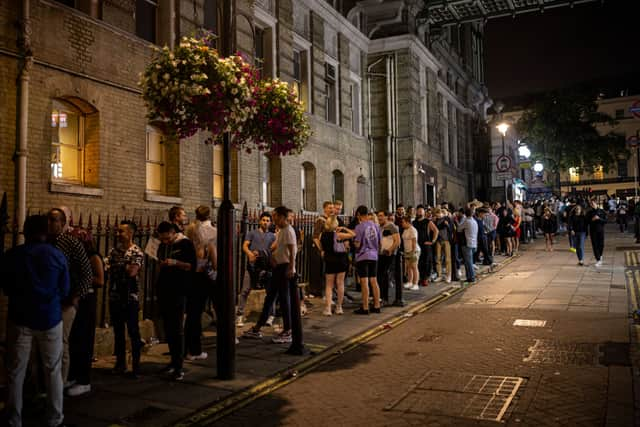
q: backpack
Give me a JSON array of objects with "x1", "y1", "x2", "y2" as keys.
[{"x1": 333, "y1": 232, "x2": 346, "y2": 253}]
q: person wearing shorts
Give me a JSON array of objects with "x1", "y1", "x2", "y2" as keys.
[
  {"x1": 401, "y1": 216, "x2": 421, "y2": 290},
  {"x1": 353, "y1": 205, "x2": 382, "y2": 315}
]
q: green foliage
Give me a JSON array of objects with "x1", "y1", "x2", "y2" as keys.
[{"x1": 516, "y1": 89, "x2": 628, "y2": 175}]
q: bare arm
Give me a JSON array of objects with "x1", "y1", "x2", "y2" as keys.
[
  {"x1": 427, "y1": 222, "x2": 439, "y2": 244},
  {"x1": 208, "y1": 241, "x2": 217, "y2": 271},
  {"x1": 90, "y1": 255, "x2": 105, "y2": 287}
]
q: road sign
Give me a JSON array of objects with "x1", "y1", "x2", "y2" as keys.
[
  {"x1": 627, "y1": 135, "x2": 639, "y2": 148},
  {"x1": 519, "y1": 161, "x2": 531, "y2": 169},
  {"x1": 496, "y1": 155, "x2": 512, "y2": 172},
  {"x1": 631, "y1": 100, "x2": 640, "y2": 119},
  {"x1": 496, "y1": 171, "x2": 512, "y2": 180}
]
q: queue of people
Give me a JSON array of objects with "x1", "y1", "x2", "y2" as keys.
[{"x1": 2, "y1": 194, "x2": 628, "y2": 426}]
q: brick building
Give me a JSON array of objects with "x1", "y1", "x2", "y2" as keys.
[{"x1": 0, "y1": 0, "x2": 489, "y2": 231}]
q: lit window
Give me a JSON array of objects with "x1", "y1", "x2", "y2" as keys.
[
  {"x1": 145, "y1": 126, "x2": 166, "y2": 193},
  {"x1": 569, "y1": 167, "x2": 580, "y2": 183},
  {"x1": 292, "y1": 49, "x2": 309, "y2": 110},
  {"x1": 261, "y1": 154, "x2": 270, "y2": 207},
  {"x1": 212, "y1": 144, "x2": 223, "y2": 199},
  {"x1": 593, "y1": 165, "x2": 604, "y2": 180},
  {"x1": 51, "y1": 101, "x2": 83, "y2": 183}
]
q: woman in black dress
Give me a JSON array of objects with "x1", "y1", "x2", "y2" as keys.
[
  {"x1": 497, "y1": 208, "x2": 515, "y2": 256},
  {"x1": 320, "y1": 216, "x2": 355, "y2": 316}
]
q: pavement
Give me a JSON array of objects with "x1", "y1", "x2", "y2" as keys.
[
  {"x1": 14, "y1": 225, "x2": 640, "y2": 426},
  {"x1": 206, "y1": 225, "x2": 640, "y2": 427},
  {"x1": 15, "y1": 249, "x2": 507, "y2": 427}
]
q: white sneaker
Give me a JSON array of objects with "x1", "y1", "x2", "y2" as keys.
[
  {"x1": 403, "y1": 282, "x2": 413, "y2": 289},
  {"x1": 265, "y1": 315, "x2": 275, "y2": 327},
  {"x1": 66, "y1": 383, "x2": 91, "y2": 397},
  {"x1": 187, "y1": 352, "x2": 208, "y2": 361},
  {"x1": 445, "y1": 276, "x2": 451, "y2": 284},
  {"x1": 595, "y1": 259, "x2": 603, "y2": 267},
  {"x1": 433, "y1": 276, "x2": 443, "y2": 283},
  {"x1": 410, "y1": 284, "x2": 420, "y2": 291},
  {"x1": 335, "y1": 305, "x2": 343, "y2": 315},
  {"x1": 322, "y1": 308, "x2": 332, "y2": 316},
  {"x1": 236, "y1": 315, "x2": 244, "y2": 327},
  {"x1": 457, "y1": 269, "x2": 463, "y2": 278}
]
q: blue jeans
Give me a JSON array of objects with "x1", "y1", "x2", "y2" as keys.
[
  {"x1": 462, "y1": 246, "x2": 476, "y2": 282},
  {"x1": 574, "y1": 232, "x2": 586, "y2": 261}
]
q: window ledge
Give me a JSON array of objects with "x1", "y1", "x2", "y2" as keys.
[
  {"x1": 49, "y1": 182, "x2": 104, "y2": 197},
  {"x1": 144, "y1": 192, "x2": 183, "y2": 205}
]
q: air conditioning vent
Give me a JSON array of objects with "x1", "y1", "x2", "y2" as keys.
[{"x1": 325, "y1": 63, "x2": 336, "y2": 81}]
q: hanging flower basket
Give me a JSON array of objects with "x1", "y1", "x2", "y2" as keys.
[
  {"x1": 139, "y1": 36, "x2": 256, "y2": 141},
  {"x1": 238, "y1": 79, "x2": 311, "y2": 156}
]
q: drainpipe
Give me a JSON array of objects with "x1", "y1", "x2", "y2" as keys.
[
  {"x1": 391, "y1": 52, "x2": 399, "y2": 206},
  {"x1": 367, "y1": 57, "x2": 384, "y2": 210},
  {"x1": 16, "y1": 0, "x2": 32, "y2": 242},
  {"x1": 385, "y1": 55, "x2": 393, "y2": 212}
]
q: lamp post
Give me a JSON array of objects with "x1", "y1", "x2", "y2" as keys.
[
  {"x1": 497, "y1": 122, "x2": 510, "y2": 204},
  {"x1": 216, "y1": 0, "x2": 236, "y2": 380}
]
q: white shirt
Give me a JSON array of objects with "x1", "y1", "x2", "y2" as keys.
[
  {"x1": 273, "y1": 224, "x2": 297, "y2": 269},
  {"x1": 402, "y1": 226, "x2": 420, "y2": 254}
]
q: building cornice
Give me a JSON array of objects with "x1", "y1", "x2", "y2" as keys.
[
  {"x1": 299, "y1": 0, "x2": 369, "y2": 53},
  {"x1": 368, "y1": 34, "x2": 440, "y2": 72}
]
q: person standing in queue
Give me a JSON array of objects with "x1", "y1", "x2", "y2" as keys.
[{"x1": 156, "y1": 221, "x2": 196, "y2": 381}]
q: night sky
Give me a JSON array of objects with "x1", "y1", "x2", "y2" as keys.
[{"x1": 484, "y1": 0, "x2": 640, "y2": 100}]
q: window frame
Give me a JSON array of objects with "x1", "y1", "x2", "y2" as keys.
[
  {"x1": 135, "y1": 0, "x2": 158, "y2": 44},
  {"x1": 212, "y1": 143, "x2": 223, "y2": 200},
  {"x1": 324, "y1": 55, "x2": 339, "y2": 125},
  {"x1": 348, "y1": 72, "x2": 362, "y2": 136},
  {"x1": 51, "y1": 100, "x2": 85, "y2": 184},
  {"x1": 292, "y1": 33, "x2": 312, "y2": 113},
  {"x1": 145, "y1": 125, "x2": 167, "y2": 194}
]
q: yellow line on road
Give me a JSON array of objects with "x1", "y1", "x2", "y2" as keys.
[{"x1": 626, "y1": 251, "x2": 631, "y2": 266}]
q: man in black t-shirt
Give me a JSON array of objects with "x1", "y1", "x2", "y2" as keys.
[{"x1": 156, "y1": 221, "x2": 197, "y2": 381}]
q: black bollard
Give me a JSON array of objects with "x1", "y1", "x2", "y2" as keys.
[
  {"x1": 392, "y1": 251, "x2": 405, "y2": 307},
  {"x1": 286, "y1": 274, "x2": 307, "y2": 355}
]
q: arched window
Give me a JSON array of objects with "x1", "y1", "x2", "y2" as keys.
[
  {"x1": 50, "y1": 98, "x2": 99, "y2": 186},
  {"x1": 302, "y1": 162, "x2": 317, "y2": 211},
  {"x1": 332, "y1": 169, "x2": 344, "y2": 203}
]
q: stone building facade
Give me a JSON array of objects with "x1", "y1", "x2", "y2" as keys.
[{"x1": 0, "y1": 0, "x2": 489, "y2": 230}]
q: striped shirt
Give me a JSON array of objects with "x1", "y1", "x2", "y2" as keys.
[{"x1": 54, "y1": 232, "x2": 93, "y2": 300}]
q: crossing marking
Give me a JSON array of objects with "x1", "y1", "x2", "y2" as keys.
[{"x1": 625, "y1": 251, "x2": 632, "y2": 266}]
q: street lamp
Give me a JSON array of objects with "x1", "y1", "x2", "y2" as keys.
[
  {"x1": 518, "y1": 145, "x2": 531, "y2": 159},
  {"x1": 496, "y1": 121, "x2": 510, "y2": 203},
  {"x1": 533, "y1": 162, "x2": 544, "y2": 173}
]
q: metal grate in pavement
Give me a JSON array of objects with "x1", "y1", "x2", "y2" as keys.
[
  {"x1": 384, "y1": 371, "x2": 524, "y2": 422},
  {"x1": 513, "y1": 319, "x2": 547, "y2": 327},
  {"x1": 523, "y1": 339, "x2": 601, "y2": 365}
]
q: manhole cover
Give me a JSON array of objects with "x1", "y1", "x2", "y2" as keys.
[
  {"x1": 384, "y1": 371, "x2": 524, "y2": 422},
  {"x1": 513, "y1": 319, "x2": 547, "y2": 327},
  {"x1": 121, "y1": 406, "x2": 168, "y2": 424},
  {"x1": 417, "y1": 334, "x2": 442, "y2": 343},
  {"x1": 524, "y1": 340, "x2": 601, "y2": 365}
]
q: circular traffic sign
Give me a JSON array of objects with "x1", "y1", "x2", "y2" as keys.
[
  {"x1": 627, "y1": 135, "x2": 639, "y2": 148},
  {"x1": 631, "y1": 100, "x2": 640, "y2": 119},
  {"x1": 496, "y1": 155, "x2": 511, "y2": 172}
]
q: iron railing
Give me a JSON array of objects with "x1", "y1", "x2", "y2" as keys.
[{"x1": 0, "y1": 194, "x2": 342, "y2": 329}]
